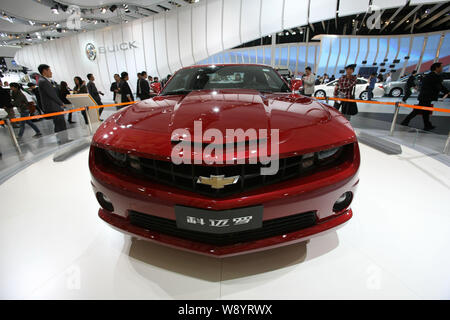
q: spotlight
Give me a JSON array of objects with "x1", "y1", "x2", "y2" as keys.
[
  {"x1": 109, "y1": 5, "x2": 117, "y2": 12},
  {"x1": 101, "y1": 7, "x2": 107, "y2": 14},
  {"x1": 28, "y1": 20, "x2": 35, "y2": 25}
]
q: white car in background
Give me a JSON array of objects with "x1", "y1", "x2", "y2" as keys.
[{"x1": 314, "y1": 78, "x2": 385, "y2": 100}]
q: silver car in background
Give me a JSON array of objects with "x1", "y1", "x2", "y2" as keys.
[{"x1": 384, "y1": 72, "x2": 450, "y2": 97}]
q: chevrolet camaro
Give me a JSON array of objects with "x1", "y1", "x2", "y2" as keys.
[{"x1": 89, "y1": 64, "x2": 360, "y2": 257}]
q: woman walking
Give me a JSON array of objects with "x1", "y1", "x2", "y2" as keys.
[
  {"x1": 10, "y1": 83, "x2": 42, "y2": 140},
  {"x1": 60, "y1": 81, "x2": 74, "y2": 124}
]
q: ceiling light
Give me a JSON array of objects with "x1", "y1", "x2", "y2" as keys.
[
  {"x1": 28, "y1": 20, "x2": 35, "y2": 25},
  {"x1": 51, "y1": 5, "x2": 59, "y2": 14},
  {"x1": 101, "y1": 7, "x2": 107, "y2": 14}
]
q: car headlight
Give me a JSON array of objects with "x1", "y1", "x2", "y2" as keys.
[
  {"x1": 105, "y1": 149, "x2": 127, "y2": 165},
  {"x1": 318, "y1": 147, "x2": 342, "y2": 160}
]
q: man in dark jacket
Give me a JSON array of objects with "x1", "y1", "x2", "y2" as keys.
[
  {"x1": 119, "y1": 72, "x2": 134, "y2": 108},
  {"x1": 37, "y1": 64, "x2": 69, "y2": 144},
  {"x1": 87, "y1": 73, "x2": 104, "y2": 117},
  {"x1": 136, "y1": 72, "x2": 141, "y2": 99},
  {"x1": 138, "y1": 71, "x2": 151, "y2": 100},
  {"x1": 401, "y1": 63, "x2": 449, "y2": 131},
  {"x1": 402, "y1": 70, "x2": 417, "y2": 103}
]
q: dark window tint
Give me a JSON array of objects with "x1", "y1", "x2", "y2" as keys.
[{"x1": 161, "y1": 65, "x2": 291, "y2": 95}]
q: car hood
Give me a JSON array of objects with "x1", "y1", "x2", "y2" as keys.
[{"x1": 93, "y1": 89, "x2": 356, "y2": 160}]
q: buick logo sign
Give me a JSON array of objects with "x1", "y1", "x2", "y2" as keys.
[{"x1": 85, "y1": 43, "x2": 97, "y2": 61}]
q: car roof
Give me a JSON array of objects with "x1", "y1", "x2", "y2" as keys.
[{"x1": 183, "y1": 63, "x2": 274, "y2": 69}]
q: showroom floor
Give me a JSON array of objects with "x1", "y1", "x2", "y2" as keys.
[{"x1": 0, "y1": 143, "x2": 449, "y2": 300}]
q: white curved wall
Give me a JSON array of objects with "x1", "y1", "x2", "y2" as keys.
[{"x1": 14, "y1": 0, "x2": 438, "y2": 99}]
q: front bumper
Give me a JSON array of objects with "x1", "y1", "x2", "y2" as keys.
[
  {"x1": 90, "y1": 143, "x2": 359, "y2": 257},
  {"x1": 98, "y1": 207, "x2": 353, "y2": 257}
]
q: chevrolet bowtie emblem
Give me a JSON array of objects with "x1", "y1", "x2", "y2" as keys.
[{"x1": 197, "y1": 175, "x2": 240, "y2": 189}]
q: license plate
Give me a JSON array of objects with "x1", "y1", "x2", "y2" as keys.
[{"x1": 175, "y1": 205, "x2": 263, "y2": 234}]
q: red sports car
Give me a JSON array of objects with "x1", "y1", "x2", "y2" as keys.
[{"x1": 89, "y1": 64, "x2": 360, "y2": 257}]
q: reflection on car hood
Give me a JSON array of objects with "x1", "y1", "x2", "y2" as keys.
[{"x1": 93, "y1": 89, "x2": 357, "y2": 159}]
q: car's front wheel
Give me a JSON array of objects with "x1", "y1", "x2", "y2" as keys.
[
  {"x1": 390, "y1": 88, "x2": 403, "y2": 97},
  {"x1": 315, "y1": 90, "x2": 326, "y2": 98},
  {"x1": 359, "y1": 91, "x2": 369, "y2": 100}
]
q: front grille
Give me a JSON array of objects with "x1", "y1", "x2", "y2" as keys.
[
  {"x1": 128, "y1": 210, "x2": 317, "y2": 246},
  {"x1": 97, "y1": 143, "x2": 353, "y2": 197}
]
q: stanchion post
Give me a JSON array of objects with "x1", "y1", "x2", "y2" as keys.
[
  {"x1": 84, "y1": 106, "x2": 93, "y2": 134},
  {"x1": 326, "y1": 96, "x2": 329, "y2": 104},
  {"x1": 390, "y1": 101, "x2": 400, "y2": 136},
  {"x1": 5, "y1": 119, "x2": 22, "y2": 155},
  {"x1": 444, "y1": 130, "x2": 450, "y2": 154}
]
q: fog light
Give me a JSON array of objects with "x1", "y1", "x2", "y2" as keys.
[
  {"x1": 96, "y1": 192, "x2": 114, "y2": 212},
  {"x1": 302, "y1": 153, "x2": 314, "y2": 169},
  {"x1": 333, "y1": 191, "x2": 353, "y2": 213},
  {"x1": 129, "y1": 155, "x2": 141, "y2": 170}
]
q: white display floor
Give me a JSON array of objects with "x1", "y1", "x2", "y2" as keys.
[{"x1": 0, "y1": 144, "x2": 449, "y2": 299}]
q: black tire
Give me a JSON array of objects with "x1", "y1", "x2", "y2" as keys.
[
  {"x1": 359, "y1": 91, "x2": 369, "y2": 100},
  {"x1": 389, "y1": 88, "x2": 403, "y2": 97},
  {"x1": 314, "y1": 90, "x2": 326, "y2": 98}
]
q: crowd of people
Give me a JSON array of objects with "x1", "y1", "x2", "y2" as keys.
[
  {"x1": 298, "y1": 62, "x2": 448, "y2": 129},
  {"x1": 0, "y1": 64, "x2": 170, "y2": 152},
  {"x1": 0, "y1": 61, "x2": 448, "y2": 159}
]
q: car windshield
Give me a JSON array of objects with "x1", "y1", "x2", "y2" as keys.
[{"x1": 161, "y1": 65, "x2": 291, "y2": 95}]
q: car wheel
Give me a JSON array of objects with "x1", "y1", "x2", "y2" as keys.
[
  {"x1": 315, "y1": 90, "x2": 326, "y2": 98},
  {"x1": 359, "y1": 91, "x2": 369, "y2": 100},
  {"x1": 390, "y1": 88, "x2": 403, "y2": 97}
]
